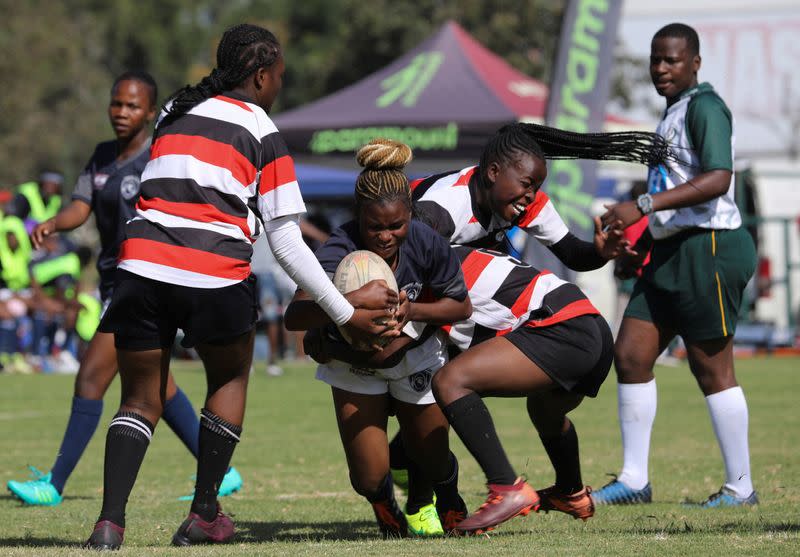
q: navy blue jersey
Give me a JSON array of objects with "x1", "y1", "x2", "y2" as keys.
[
  {"x1": 315, "y1": 219, "x2": 467, "y2": 304},
  {"x1": 72, "y1": 138, "x2": 150, "y2": 291}
]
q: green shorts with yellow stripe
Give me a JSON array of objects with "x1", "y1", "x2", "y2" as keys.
[{"x1": 624, "y1": 227, "x2": 756, "y2": 341}]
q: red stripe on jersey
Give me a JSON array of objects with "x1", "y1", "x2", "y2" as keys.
[
  {"x1": 214, "y1": 94, "x2": 253, "y2": 112},
  {"x1": 460, "y1": 249, "x2": 494, "y2": 290},
  {"x1": 453, "y1": 167, "x2": 476, "y2": 187},
  {"x1": 509, "y1": 271, "x2": 548, "y2": 318},
  {"x1": 137, "y1": 197, "x2": 251, "y2": 239},
  {"x1": 259, "y1": 155, "x2": 297, "y2": 195},
  {"x1": 119, "y1": 238, "x2": 251, "y2": 281},
  {"x1": 517, "y1": 190, "x2": 550, "y2": 228},
  {"x1": 524, "y1": 299, "x2": 599, "y2": 328},
  {"x1": 442, "y1": 324, "x2": 452, "y2": 334},
  {"x1": 151, "y1": 134, "x2": 257, "y2": 187},
  {"x1": 410, "y1": 178, "x2": 423, "y2": 191},
  {"x1": 468, "y1": 215, "x2": 478, "y2": 224}
]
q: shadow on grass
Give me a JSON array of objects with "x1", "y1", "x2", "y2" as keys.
[
  {"x1": 0, "y1": 536, "x2": 75, "y2": 547},
  {"x1": 237, "y1": 519, "x2": 389, "y2": 542},
  {"x1": 615, "y1": 515, "x2": 800, "y2": 536}
]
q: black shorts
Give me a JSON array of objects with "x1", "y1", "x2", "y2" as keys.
[
  {"x1": 98, "y1": 269, "x2": 258, "y2": 351},
  {"x1": 504, "y1": 313, "x2": 613, "y2": 397}
]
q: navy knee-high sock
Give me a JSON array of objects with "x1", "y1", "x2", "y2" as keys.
[
  {"x1": 50, "y1": 397, "x2": 104, "y2": 494},
  {"x1": 162, "y1": 388, "x2": 199, "y2": 458}
]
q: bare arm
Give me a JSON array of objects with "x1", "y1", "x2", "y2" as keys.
[{"x1": 31, "y1": 200, "x2": 92, "y2": 249}]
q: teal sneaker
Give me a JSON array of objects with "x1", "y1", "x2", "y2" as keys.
[
  {"x1": 7, "y1": 467, "x2": 62, "y2": 506},
  {"x1": 695, "y1": 487, "x2": 758, "y2": 508},
  {"x1": 591, "y1": 478, "x2": 652, "y2": 505},
  {"x1": 406, "y1": 503, "x2": 444, "y2": 537},
  {"x1": 179, "y1": 467, "x2": 243, "y2": 501}
]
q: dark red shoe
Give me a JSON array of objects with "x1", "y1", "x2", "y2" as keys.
[
  {"x1": 83, "y1": 520, "x2": 124, "y2": 550},
  {"x1": 536, "y1": 485, "x2": 595, "y2": 521},
  {"x1": 455, "y1": 478, "x2": 540, "y2": 535},
  {"x1": 371, "y1": 498, "x2": 408, "y2": 538},
  {"x1": 171, "y1": 506, "x2": 235, "y2": 546},
  {"x1": 436, "y1": 494, "x2": 468, "y2": 534}
]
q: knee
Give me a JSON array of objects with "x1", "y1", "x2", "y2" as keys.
[
  {"x1": 613, "y1": 344, "x2": 652, "y2": 382},
  {"x1": 432, "y1": 365, "x2": 464, "y2": 406},
  {"x1": 349, "y1": 471, "x2": 386, "y2": 500}
]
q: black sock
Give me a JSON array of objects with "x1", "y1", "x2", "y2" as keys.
[
  {"x1": 98, "y1": 411, "x2": 155, "y2": 528},
  {"x1": 364, "y1": 473, "x2": 395, "y2": 504},
  {"x1": 191, "y1": 409, "x2": 242, "y2": 522},
  {"x1": 405, "y1": 459, "x2": 434, "y2": 514},
  {"x1": 433, "y1": 452, "x2": 462, "y2": 508},
  {"x1": 388, "y1": 432, "x2": 408, "y2": 470},
  {"x1": 540, "y1": 421, "x2": 583, "y2": 494},
  {"x1": 444, "y1": 393, "x2": 516, "y2": 485}
]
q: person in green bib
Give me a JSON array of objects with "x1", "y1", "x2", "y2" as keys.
[
  {"x1": 9, "y1": 172, "x2": 64, "y2": 227},
  {"x1": 595, "y1": 23, "x2": 757, "y2": 508}
]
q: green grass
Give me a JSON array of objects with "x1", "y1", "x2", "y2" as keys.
[{"x1": 1, "y1": 357, "x2": 798, "y2": 556}]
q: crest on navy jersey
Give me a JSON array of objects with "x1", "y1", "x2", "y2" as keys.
[
  {"x1": 120, "y1": 175, "x2": 141, "y2": 200},
  {"x1": 401, "y1": 281, "x2": 423, "y2": 301},
  {"x1": 408, "y1": 368, "x2": 432, "y2": 393}
]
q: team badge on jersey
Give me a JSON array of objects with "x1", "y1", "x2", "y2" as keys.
[
  {"x1": 94, "y1": 174, "x2": 109, "y2": 189},
  {"x1": 408, "y1": 368, "x2": 433, "y2": 393},
  {"x1": 120, "y1": 175, "x2": 141, "y2": 200},
  {"x1": 400, "y1": 281, "x2": 423, "y2": 302}
]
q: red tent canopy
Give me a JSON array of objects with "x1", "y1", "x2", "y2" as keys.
[{"x1": 274, "y1": 21, "x2": 634, "y2": 160}]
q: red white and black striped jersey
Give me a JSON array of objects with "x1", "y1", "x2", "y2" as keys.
[
  {"x1": 411, "y1": 166, "x2": 569, "y2": 248},
  {"x1": 444, "y1": 247, "x2": 599, "y2": 351},
  {"x1": 118, "y1": 92, "x2": 306, "y2": 288}
]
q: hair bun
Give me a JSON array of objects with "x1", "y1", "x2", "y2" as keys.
[{"x1": 356, "y1": 138, "x2": 412, "y2": 171}]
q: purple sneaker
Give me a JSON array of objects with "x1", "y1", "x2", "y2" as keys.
[
  {"x1": 171, "y1": 507, "x2": 235, "y2": 546},
  {"x1": 83, "y1": 520, "x2": 125, "y2": 550}
]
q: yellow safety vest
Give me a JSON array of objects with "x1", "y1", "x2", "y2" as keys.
[
  {"x1": 76, "y1": 292, "x2": 102, "y2": 342},
  {"x1": 0, "y1": 215, "x2": 32, "y2": 290},
  {"x1": 18, "y1": 182, "x2": 61, "y2": 222}
]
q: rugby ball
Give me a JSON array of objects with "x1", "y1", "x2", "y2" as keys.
[{"x1": 333, "y1": 250, "x2": 398, "y2": 351}]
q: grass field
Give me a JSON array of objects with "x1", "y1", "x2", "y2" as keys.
[{"x1": 1, "y1": 356, "x2": 798, "y2": 556}]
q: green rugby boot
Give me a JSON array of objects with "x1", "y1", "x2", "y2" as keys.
[{"x1": 406, "y1": 503, "x2": 444, "y2": 537}]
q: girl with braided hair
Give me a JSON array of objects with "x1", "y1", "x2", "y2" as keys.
[
  {"x1": 411, "y1": 122, "x2": 675, "y2": 267},
  {"x1": 7, "y1": 71, "x2": 242, "y2": 510},
  {"x1": 84, "y1": 25, "x2": 397, "y2": 550},
  {"x1": 284, "y1": 138, "x2": 472, "y2": 538}
]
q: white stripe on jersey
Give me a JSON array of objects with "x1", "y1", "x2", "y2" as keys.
[
  {"x1": 133, "y1": 211, "x2": 253, "y2": 243},
  {"x1": 189, "y1": 97, "x2": 278, "y2": 142},
  {"x1": 118, "y1": 259, "x2": 242, "y2": 289},
  {"x1": 143, "y1": 154, "x2": 258, "y2": 198},
  {"x1": 448, "y1": 321, "x2": 476, "y2": 348},
  {"x1": 258, "y1": 180, "x2": 306, "y2": 222}
]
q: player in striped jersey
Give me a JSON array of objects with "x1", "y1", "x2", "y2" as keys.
[
  {"x1": 7, "y1": 71, "x2": 241, "y2": 510},
  {"x1": 411, "y1": 123, "x2": 675, "y2": 266},
  {"x1": 437, "y1": 246, "x2": 613, "y2": 534},
  {"x1": 286, "y1": 139, "x2": 472, "y2": 538},
  {"x1": 84, "y1": 25, "x2": 397, "y2": 550}
]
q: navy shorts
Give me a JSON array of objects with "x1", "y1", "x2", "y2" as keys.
[
  {"x1": 505, "y1": 314, "x2": 613, "y2": 397},
  {"x1": 98, "y1": 269, "x2": 258, "y2": 351}
]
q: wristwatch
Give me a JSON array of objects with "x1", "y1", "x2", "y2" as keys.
[{"x1": 636, "y1": 193, "x2": 655, "y2": 215}]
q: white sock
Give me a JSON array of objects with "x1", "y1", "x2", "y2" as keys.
[
  {"x1": 705, "y1": 386, "x2": 754, "y2": 497},
  {"x1": 616, "y1": 380, "x2": 657, "y2": 490}
]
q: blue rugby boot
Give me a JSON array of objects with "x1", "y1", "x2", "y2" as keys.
[
  {"x1": 591, "y1": 477, "x2": 652, "y2": 505},
  {"x1": 696, "y1": 487, "x2": 758, "y2": 508},
  {"x1": 7, "y1": 467, "x2": 62, "y2": 506},
  {"x1": 179, "y1": 467, "x2": 242, "y2": 501}
]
